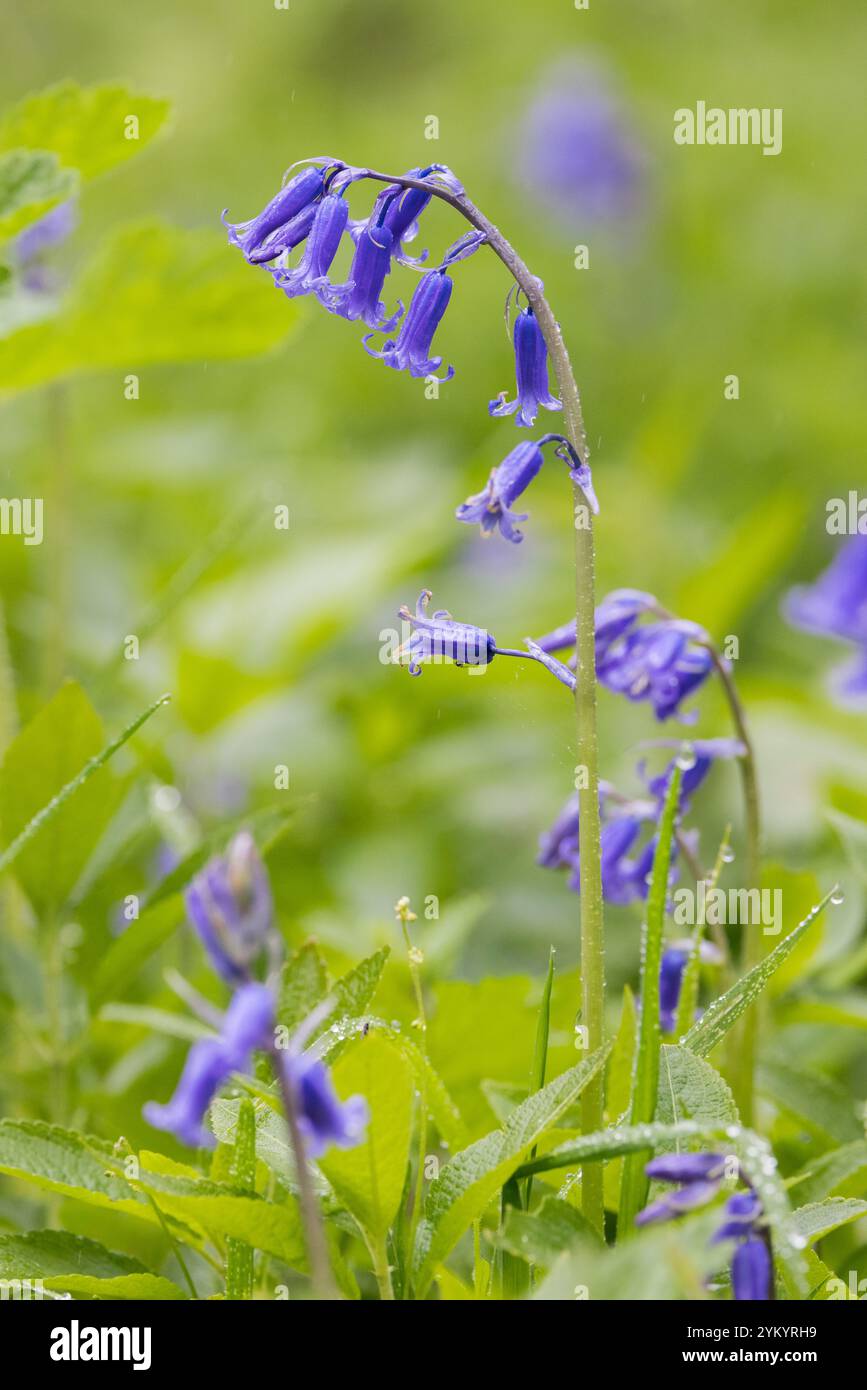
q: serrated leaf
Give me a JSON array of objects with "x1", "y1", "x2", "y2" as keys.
[
  {"x1": 757, "y1": 1060, "x2": 862, "y2": 1145},
  {"x1": 0, "y1": 82, "x2": 170, "y2": 181},
  {"x1": 656, "y1": 1045, "x2": 739, "y2": 1130},
  {"x1": 682, "y1": 888, "x2": 835, "y2": 1058},
  {"x1": 0, "y1": 1120, "x2": 152, "y2": 1223},
  {"x1": 0, "y1": 221, "x2": 298, "y2": 396},
  {"x1": 0, "y1": 149, "x2": 77, "y2": 241},
  {"x1": 137, "y1": 1151, "x2": 307, "y2": 1268},
  {"x1": 318, "y1": 1033, "x2": 414, "y2": 1242},
  {"x1": 314, "y1": 947, "x2": 390, "y2": 1061},
  {"x1": 413, "y1": 1042, "x2": 611, "y2": 1297},
  {"x1": 277, "y1": 941, "x2": 328, "y2": 1032},
  {"x1": 789, "y1": 1198, "x2": 867, "y2": 1245},
  {"x1": 0, "y1": 1229, "x2": 146, "y2": 1280}
]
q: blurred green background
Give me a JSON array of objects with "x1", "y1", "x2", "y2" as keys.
[{"x1": 2, "y1": 0, "x2": 866, "y2": 1011}]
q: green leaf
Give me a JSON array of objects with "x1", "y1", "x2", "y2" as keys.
[
  {"x1": 494, "y1": 1195, "x2": 601, "y2": 1270},
  {"x1": 0, "y1": 1120, "x2": 152, "y2": 1223},
  {"x1": 0, "y1": 82, "x2": 170, "y2": 181},
  {"x1": 137, "y1": 1152, "x2": 307, "y2": 1268},
  {"x1": 413, "y1": 1042, "x2": 611, "y2": 1297},
  {"x1": 0, "y1": 222, "x2": 298, "y2": 397},
  {"x1": 318, "y1": 1033, "x2": 414, "y2": 1242},
  {"x1": 789, "y1": 1141, "x2": 867, "y2": 1206},
  {"x1": 606, "y1": 985, "x2": 637, "y2": 1124},
  {"x1": 0, "y1": 685, "x2": 169, "y2": 909},
  {"x1": 0, "y1": 149, "x2": 77, "y2": 241},
  {"x1": 789, "y1": 1198, "x2": 867, "y2": 1245},
  {"x1": 682, "y1": 888, "x2": 836, "y2": 1058},
  {"x1": 656, "y1": 1045, "x2": 739, "y2": 1130},
  {"x1": 0, "y1": 1232, "x2": 188, "y2": 1300},
  {"x1": 619, "y1": 762, "x2": 681, "y2": 1236},
  {"x1": 314, "y1": 947, "x2": 391, "y2": 1061},
  {"x1": 225, "y1": 1098, "x2": 256, "y2": 1301},
  {"x1": 277, "y1": 941, "x2": 328, "y2": 1032},
  {"x1": 757, "y1": 1060, "x2": 862, "y2": 1145}
]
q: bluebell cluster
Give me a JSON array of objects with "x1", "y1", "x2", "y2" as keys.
[{"x1": 144, "y1": 831, "x2": 366, "y2": 1157}]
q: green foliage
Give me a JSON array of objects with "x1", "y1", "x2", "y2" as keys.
[
  {"x1": 0, "y1": 149, "x2": 77, "y2": 241},
  {"x1": 0, "y1": 81, "x2": 170, "y2": 181},
  {"x1": 0, "y1": 222, "x2": 298, "y2": 395}
]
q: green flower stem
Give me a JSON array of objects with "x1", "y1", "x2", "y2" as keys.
[
  {"x1": 706, "y1": 648, "x2": 763, "y2": 1123},
  {"x1": 270, "y1": 1047, "x2": 337, "y2": 1300},
  {"x1": 365, "y1": 169, "x2": 606, "y2": 1233}
]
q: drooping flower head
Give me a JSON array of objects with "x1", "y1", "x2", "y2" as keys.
[
  {"x1": 270, "y1": 191, "x2": 349, "y2": 301},
  {"x1": 143, "y1": 982, "x2": 276, "y2": 1148},
  {"x1": 283, "y1": 1052, "x2": 369, "y2": 1159},
  {"x1": 223, "y1": 163, "x2": 332, "y2": 264},
  {"x1": 365, "y1": 268, "x2": 454, "y2": 380},
  {"x1": 489, "y1": 304, "x2": 561, "y2": 428},
  {"x1": 456, "y1": 434, "x2": 598, "y2": 544},
  {"x1": 185, "y1": 831, "x2": 275, "y2": 986},
  {"x1": 783, "y1": 535, "x2": 867, "y2": 705},
  {"x1": 325, "y1": 215, "x2": 401, "y2": 330}
]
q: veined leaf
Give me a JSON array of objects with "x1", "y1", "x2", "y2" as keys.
[
  {"x1": 318, "y1": 1033, "x2": 413, "y2": 1243},
  {"x1": 0, "y1": 222, "x2": 298, "y2": 396},
  {"x1": 682, "y1": 888, "x2": 836, "y2": 1058},
  {"x1": 412, "y1": 1042, "x2": 611, "y2": 1297},
  {"x1": 0, "y1": 149, "x2": 77, "y2": 242},
  {"x1": 656, "y1": 1045, "x2": 739, "y2": 1130},
  {"x1": 0, "y1": 82, "x2": 170, "y2": 181},
  {"x1": 789, "y1": 1198, "x2": 867, "y2": 1245},
  {"x1": 277, "y1": 941, "x2": 328, "y2": 1033},
  {"x1": 619, "y1": 762, "x2": 682, "y2": 1236}
]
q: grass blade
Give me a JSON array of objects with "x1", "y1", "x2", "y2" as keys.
[{"x1": 617, "y1": 760, "x2": 682, "y2": 1238}]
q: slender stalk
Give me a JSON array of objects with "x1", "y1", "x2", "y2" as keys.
[
  {"x1": 707, "y1": 648, "x2": 762, "y2": 1122},
  {"x1": 371, "y1": 1235, "x2": 395, "y2": 1301},
  {"x1": 270, "y1": 1048, "x2": 337, "y2": 1299},
  {"x1": 365, "y1": 170, "x2": 606, "y2": 1232}
]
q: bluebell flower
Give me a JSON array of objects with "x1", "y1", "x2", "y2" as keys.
[
  {"x1": 783, "y1": 535, "x2": 867, "y2": 705},
  {"x1": 659, "y1": 947, "x2": 689, "y2": 1034},
  {"x1": 280, "y1": 1053, "x2": 369, "y2": 1160},
  {"x1": 270, "y1": 192, "x2": 349, "y2": 301},
  {"x1": 397, "y1": 590, "x2": 496, "y2": 675},
  {"x1": 185, "y1": 831, "x2": 275, "y2": 987},
  {"x1": 144, "y1": 982, "x2": 276, "y2": 1148},
  {"x1": 489, "y1": 305, "x2": 561, "y2": 428},
  {"x1": 636, "y1": 1152, "x2": 772, "y2": 1299},
  {"x1": 223, "y1": 164, "x2": 330, "y2": 263},
  {"x1": 456, "y1": 434, "x2": 598, "y2": 544},
  {"x1": 659, "y1": 938, "x2": 725, "y2": 1034},
  {"x1": 325, "y1": 219, "x2": 401, "y2": 330},
  {"x1": 533, "y1": 590, "x2": 715, "y2": 722},
  {"x1": 365, "y1": 269, "x2": 454, "y2": 380},
  {"x1": 731, "y1": 1237, "x2": 772, "y2": 1301}
]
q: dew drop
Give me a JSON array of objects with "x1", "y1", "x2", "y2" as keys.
[{"x1": 830, "y1": 889, "x2": 845, "y2": 906}]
